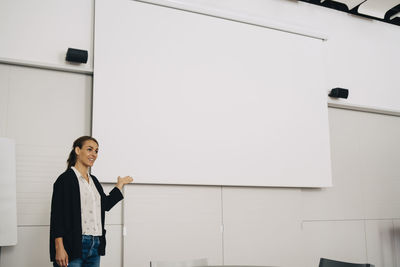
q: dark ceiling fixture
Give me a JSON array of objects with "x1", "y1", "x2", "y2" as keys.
[{"x1": 298, "y1": 0, "x2": 400, "y2": 27}]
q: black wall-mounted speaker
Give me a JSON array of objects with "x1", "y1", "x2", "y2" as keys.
[
  {"x1": 329, "y1": 88, "x2": 349, "y2": 99},
  {"x1": 66, "y1": 48, "x2": 88, "y2": 63}
]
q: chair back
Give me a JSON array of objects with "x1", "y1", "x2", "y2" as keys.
[
  {"x1": 319, "y1": 258, "x2": 374, "y2": 267},
  {"x1": 150, "y1": 258, "x2": 208, "y2": 267}
]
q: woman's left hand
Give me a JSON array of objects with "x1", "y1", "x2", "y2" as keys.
[{"x1": 116, "y1": 176, "x2": 133, "y2": 190}]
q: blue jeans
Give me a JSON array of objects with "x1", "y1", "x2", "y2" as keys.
[{"x1": 54, "y1": 235, "x2": 100, "y2": 267}]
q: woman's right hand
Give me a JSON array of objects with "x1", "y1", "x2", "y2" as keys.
[
  {"x1": 55, "y1": 238, "x2": 69, "y2": 267},
  {"x1": 116, "y1": 176, "x2": 134, "y2": 190}
]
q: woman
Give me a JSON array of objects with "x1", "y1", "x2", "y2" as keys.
[{"x1": 50, "y1": 136, "x2": 133, "y2": 267}]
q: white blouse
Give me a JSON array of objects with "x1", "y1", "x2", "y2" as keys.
[{"x1": 71, "y1": 167, "x2": 102, "y2": 236}]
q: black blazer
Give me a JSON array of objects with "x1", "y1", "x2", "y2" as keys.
[{"x1": 49, "y1": 168, "x2": 123, "y2": 262}]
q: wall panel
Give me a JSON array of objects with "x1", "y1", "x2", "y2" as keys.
[
  {"x1": 0, "y1": 138, "x2": 17, "y2": 246},
  {"x1": 0, "y1": 64, "x2": 92, "y2": 224},
  {"x1": 365, "y1": 220, "x2": 395, "y2": 267},
  {"x1": 123, "y1": 184, "x2": 223, "y2": 267},
  {"x1": 301, "y1": 108, "x2": 365, "y2": 221},
  {"x1": 301, "y1": 220, "x2": 367, "y2": 267},
  {"x1": 0, "y1": 0, "x2": 94, "y2": 70},
  {"x1": 223, "y1": 187, "x2": 303, "y2": 267},
  {"x1": 0, "y1": 226, "x2": 52, "y2": 267},
  {"x1": 358, "y1": 113, "x2": 400, "y2": 219},
  {"x1": 103, "y1": 225, "x2": 123, "y2": 267}
]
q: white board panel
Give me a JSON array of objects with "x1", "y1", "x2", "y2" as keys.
[
  {"x1": 0, "y1": 138, "x2": 17, "y2": 246},
  {"x1": 93, "y1": 0, "x2": 332, "y2": 187}
]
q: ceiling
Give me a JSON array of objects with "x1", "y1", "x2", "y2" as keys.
[{"x1": 298, "y1": 0, "x2": 400, "y2": 26}]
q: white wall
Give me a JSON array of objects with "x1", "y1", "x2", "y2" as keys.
[
  {"x1": 1, "y1": 0, "x2": 400, "y2": 267},
  {"x1": 0, "y1": 0, "x2": 94, "y2": 72}
]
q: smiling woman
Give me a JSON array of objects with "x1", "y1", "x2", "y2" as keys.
[{"x1": 49, "y1": 136, "x2": 133, "y2": 267}]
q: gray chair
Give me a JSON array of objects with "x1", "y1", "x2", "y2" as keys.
[{"x1": 319, "y1": 258, "x2": 374, "y2": 267}]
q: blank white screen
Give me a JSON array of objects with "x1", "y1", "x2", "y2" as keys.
[{"x1": 93, "y1": 0, "x2": 331, "y2": 187}]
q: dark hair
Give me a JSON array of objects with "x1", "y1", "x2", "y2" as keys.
[{"x1": 66, "y1": 136, "x2": 99, "y2": 170}]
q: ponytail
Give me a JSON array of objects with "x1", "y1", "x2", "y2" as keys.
[
  {"x1": 66, "y1": 136, "x2": 98, "y2": 170},
  {"x1": 66, "y1": 149, "x2": 77, "y2": 169}
]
